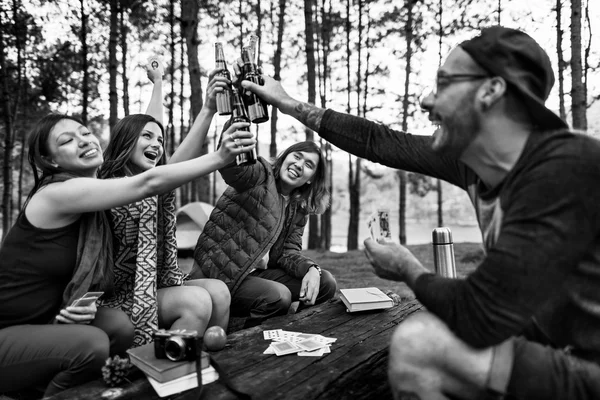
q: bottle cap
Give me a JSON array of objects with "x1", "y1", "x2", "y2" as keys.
[{"x1": 432, "y1": 227, "x2": 453, "y2": 244}]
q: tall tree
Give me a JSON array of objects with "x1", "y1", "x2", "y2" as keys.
[
  {"x1": 398, "y1": 0, "x2": 416, "y2": 245},
  {"x1": 270, "y1": 0, "x2": 286, "y2": 159},
  {"x1": 317, "y1": 0, "x2": 333, "y2": 250},
  {"x1": 108, "y1": 0, "x2": 119, "y2": 128},
  {"x1": 119, "y1": 3, "x2": 130, "y2": 116},
  {"x1": 436, "y1": 0, "x2": 444, "y2": 227},
  {"x1": 304, "y1": 0, "x2": 320, "y2": 248},
  {"x1": 81, "y1": 0, "x2": 89, "y2": 124},
  {"x1": 570, "y1": 0, "x2": 587, "y2": 129},
  {"x1": 167, "y1": 0, "x2": 176, "y2": 156},
  {"x1": 181, "y1": 0, "x2": 208, "y2": 202},
  {"x1": 1, "y1": 11, "x2": 15, "y2": 237},
  {"x1": 555, "y1": 0, "x2": 566, "y2": 121},
  {"x1": 303, "y1": 0, "x2": 316, "y2": 144}
]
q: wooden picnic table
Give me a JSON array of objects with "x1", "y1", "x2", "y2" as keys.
[{"x1": 46, "y1": 295, "x2": 423, "y2": 400}]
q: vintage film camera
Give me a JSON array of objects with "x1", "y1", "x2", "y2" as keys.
[{"x1": 153, "y1": 328, "x2": 202, "y2": 362}]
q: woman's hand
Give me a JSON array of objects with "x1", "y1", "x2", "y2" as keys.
[
  {"x1": 146, "y1": 64, "x2": 163, "y2": 84},
  {"x1": 55, "y1": 302, "x2": 97, "y2": 324},
  {"x1": 205, "y1": 69, "x2": 232, "y2": 112},
  {"x1": 299, "y1": 267, "x2": 321, "y2": 306},
  {"x1": 216, "y1": 122, "x2": 256, "y2": 164}
]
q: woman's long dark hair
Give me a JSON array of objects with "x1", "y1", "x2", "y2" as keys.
[
  {"x1": 272, "y1": 141, "x2": 330, "y2": 214},
  {"x1": 25, "y1": 113, "x2": 86, "y2": 206},
  {"x1": 99, "y1": 114, "x2": 165, "y2": 179}
]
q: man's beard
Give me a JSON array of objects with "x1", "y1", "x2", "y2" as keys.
[{"x1": 433, "y1": 91, "x2": 481, "y2": 159}]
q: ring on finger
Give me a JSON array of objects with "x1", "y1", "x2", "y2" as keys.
[{"x1": 234, "y1": 139, "x2": 241, "y2": 147}]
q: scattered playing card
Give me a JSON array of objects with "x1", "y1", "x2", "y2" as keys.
[
  {"x1": 272, "y1": 341, "x2": 301, "y2": 356},
  {"x1": 296, "y1": 339, "x2": 327, "y2": 352},
  {"x1": 263, "y1": 329, "x2": 336, "y2": 357},
  {"x1": 298, "y1": 347, "x2": 326, "y2": 357},
  {"x1": 263, "y1": 329, "x2": 283, "y2": 340}
]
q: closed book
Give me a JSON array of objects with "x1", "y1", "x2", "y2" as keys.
[
  {"x1": 127, "y1": 342, "x2": 209, "y2": 383},
  {"x1": 147, "y1": 365, "x2": 219, "y2": 397},
  {"x1": 339, "y1": 287, "x2": 394, "y2": 312}
]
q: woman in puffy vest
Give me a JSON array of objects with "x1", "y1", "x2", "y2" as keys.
[{"x1": 188, "y1": 140, "x2": 337, "y2": 328}]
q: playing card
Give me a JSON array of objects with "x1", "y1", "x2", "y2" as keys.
[
  {"x1": 378, "y1": 209, "x2": 392, "y2": 241},
  {"x1": 263, "y1": 345, "x2": 275, "y2": 355},
  {"x1": 272, "y1": 341, "x2": 301, "y2": 356},
  {"x1": 298, "y1": 347, "x2": 326, "y2": 357},
  {"x1": 263, "y1": 329, "x2": 283, "y2": 340},
  {"x1": 296, "y1": 339, "x2": 327, "y2": 352}
]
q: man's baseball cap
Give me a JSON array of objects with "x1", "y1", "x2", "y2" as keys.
[{"x1": 460, "y1": 26, "x2": 568, "y2": 130}]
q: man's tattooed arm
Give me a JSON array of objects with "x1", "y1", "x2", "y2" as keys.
[{"x1": 289, "y1": 101, "x2": 326, "y2": 132}]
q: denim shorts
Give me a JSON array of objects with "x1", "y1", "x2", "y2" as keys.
[{"x1": 505, "y1": 336, "x2": 600, "y2": 399}]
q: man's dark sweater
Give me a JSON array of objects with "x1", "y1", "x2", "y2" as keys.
[{"x1": 320, "y1": 109, "x2": 600, "y2": 359}]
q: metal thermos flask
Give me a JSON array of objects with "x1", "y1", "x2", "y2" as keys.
[{"x1": 432, "y1": 227, "x2": 456, "y2": 278}]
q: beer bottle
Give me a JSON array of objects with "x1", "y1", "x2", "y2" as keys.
[
  {"x1": 214, "y1": 42, "x2": 232, "y2": 116},
  {"x1": 230, "y1": 86, "x2": 257, "y2": 165},
  {"x1": 240, "y1": 46, "x2": 269, "y2": 124}
]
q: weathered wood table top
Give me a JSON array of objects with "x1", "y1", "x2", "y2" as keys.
[{"x1": 47, "y1": 296, "x2": 423, "y2": 400}]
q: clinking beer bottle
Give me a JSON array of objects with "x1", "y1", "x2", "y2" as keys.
[
  {"x1": 214, "y1": 42, "x2": 232, "y2": 116},
  {"x1": 240, "y1": 46, "x2": 269, "y2": 124},
  {"x1": 230, "y1": 86, "x2": 257, "y2": 165}
]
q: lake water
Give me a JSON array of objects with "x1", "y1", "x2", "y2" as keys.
[{"x1": 328, "y1": 222, "x2": 482, "y2": 253}]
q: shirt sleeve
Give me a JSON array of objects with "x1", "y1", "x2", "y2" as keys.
[
  {"x1": 414, "y1": 153, "x2": 600, "y2": 348},
  {"x1": 319, "y1": 109, "x2": 473, "y2": 188}
]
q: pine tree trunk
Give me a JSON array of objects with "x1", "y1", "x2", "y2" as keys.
[
  {"x1": 120, "y1": 7, "x2": 130, "y2": 116},
  {"x1": 570, "y1": 0, "x2": 587, "y2": 129},
  {"x1": 303, "y1": 0, "x2": 316, "y2": 142},
  {"x1": 0, "y1": 22, "x2": 15, "y2": 237},
  {"x1": 399, "y1": 0, "x2": 415, "y2": 245},
  {"x1": 167, "y1": 0, "x2": 176, "y2": 157},
  {"x1": 108, "y1": 0, "x2": 119, "y2": 129},
  {"x1": 81, "y1": 0, "x2": 89, "y2": 124},
  {"x1": 555, "y1": 0, "x2": 567, "y2": 121},
  {"x1": 270, "y1": 0, "x2": 286, "y2": 159},
  {"x1": 181, "y1": 0, "x2": 209, "y2": 202}
]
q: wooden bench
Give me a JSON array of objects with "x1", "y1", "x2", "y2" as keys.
[{"x1": 46, "y1": 295, "x2": 423, "y2": 400}]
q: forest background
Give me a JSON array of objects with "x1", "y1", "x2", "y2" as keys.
[{"x1": 1, "y1": 0, "x2": 599, "y2": 253}]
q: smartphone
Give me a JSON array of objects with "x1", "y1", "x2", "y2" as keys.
[{"x1": 70, "y1": 291, "x2": 104, "y2": 307}]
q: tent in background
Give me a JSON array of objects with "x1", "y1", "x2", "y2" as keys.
[{"x1": 175, "y1": 202, "x2": 214, "y2": 250}]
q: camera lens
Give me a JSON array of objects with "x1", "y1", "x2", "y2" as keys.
[{"x1": 165, "y1": 337, "x2": 186, "y2": 361}]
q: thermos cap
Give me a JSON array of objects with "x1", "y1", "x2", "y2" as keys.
[{"x1": 432, "y1": 227, "x2": 453, "y2": 244}]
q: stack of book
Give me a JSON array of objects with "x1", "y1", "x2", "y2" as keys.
[
  {"x1": 127, "y1": 342, "x2": 218, "y2": 397},
  {"x1": 339, "y1": 287, "x2": 394, "y2": 312}
]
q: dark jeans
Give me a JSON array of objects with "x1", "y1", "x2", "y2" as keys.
[
  {"x1": 0, "y1": 307, "x2": 134, "y2": 397},
  {"x1": 231, "y1": 268, "x2": 337, "y2": 327}
]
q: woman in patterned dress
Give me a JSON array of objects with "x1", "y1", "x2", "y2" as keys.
[{"x1": 98, "y1": 68, "x2": 236, "y2": 345}]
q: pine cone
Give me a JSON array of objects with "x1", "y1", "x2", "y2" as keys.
[{"x1": 101, "y1": 355, "x2": 133, "y2": 387}]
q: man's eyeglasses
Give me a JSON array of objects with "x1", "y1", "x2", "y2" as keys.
[{"x1": 434, "y1": 73, "x2": 489, "y2": 96}]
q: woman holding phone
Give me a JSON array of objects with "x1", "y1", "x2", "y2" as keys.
[{"x1": 0, "y1": 111, "x2": 254, "y2": 397}]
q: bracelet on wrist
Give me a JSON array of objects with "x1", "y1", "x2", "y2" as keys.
[{"x1": 309, "y1": 264, "x2": 322, "y2": 277}]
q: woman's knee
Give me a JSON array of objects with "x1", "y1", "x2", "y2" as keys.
[
  {"x1": 177, "y1": 286, "x2": 213, "y2": 321},
  {"x1": 93, "y1": 307, "x2": 134, "y2": 355},
  {"x1": 70, "y1": 326, "x2": 111, "y2": 368}
]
